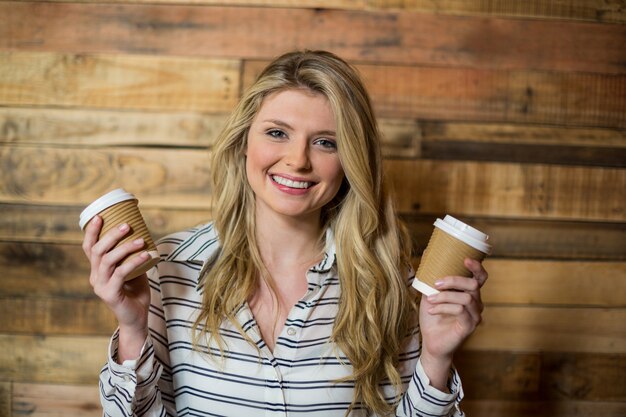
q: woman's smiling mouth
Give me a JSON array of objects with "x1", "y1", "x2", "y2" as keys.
[{"x1": 271, "y1": 175, "x2": 314, "y2": 189}]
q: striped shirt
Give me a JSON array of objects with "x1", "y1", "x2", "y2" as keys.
[{"x1": 100, "y1": 222, "x2": 465, "y2": 416}]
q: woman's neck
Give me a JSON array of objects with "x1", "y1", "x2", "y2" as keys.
[{"x1": 254, "y1": 209, "x2": 325, "y2": 273}]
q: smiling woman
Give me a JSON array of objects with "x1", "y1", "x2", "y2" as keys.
[
  {"x1": 82, "y1": 50, "x2": 488, "y2": 417},
  {"x1": 245, "y1": 89, "x2": 344, "y2": 224}
]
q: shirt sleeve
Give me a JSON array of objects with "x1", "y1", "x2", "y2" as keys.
[
  {"x1": 99, "y1": 266, "x2": 176, "y2": 417},
  {"x1": 395, "y1": 358, "x2": 464, "y2": 416}
]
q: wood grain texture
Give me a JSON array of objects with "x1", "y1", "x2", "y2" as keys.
[
  {"x1": 0, "y1": 297, "x2": 116, "y2": 336},
  {"x1": 0, "y1": 107, "x2": 227, "y2": 147},
  {"x1": 0, "y1": 145, "x2": 213, "y2": 208},
  {"x1": 0, "y1": 242, "x2": 93, "y2": 297},
  {"x1": 7, "y1": 0, "x2": 625, "y2": 23},
  {"x1": 481, "y1": 259, "x2": 626, "y2": 306},
  {"x1": 387, "y1": 160, "x2": 625, "y2": 221},
  {"x1": 13, "y1": 382, "x2": 100, "y2": 417},
  {"x1": 419, "y1": 121, "x2": 626, "y2": 166},
  {"x1": 455, "y1": 350, "x2": 626, "y2": 401},
  {"x1": 2, "y1": 2, "x2": 624, "y2": 73},
  {"x1": 0, "y1": 52, "x2": 239, "y2": 112},
  {"x1": 0, "y1": 334, "x2": 108, "y2": 384},
  {"x1": 2, "y1": 51, "x2": 624, "y2": 127},
  {"x1": 460, "y1": 400, "x2": 626, "y2": 417},
  {"x1": 0, "y1": 204, "x2": 211, "y2": 244},
  {"x1": 245, "y1": 60, "x2": 626, "y2": 128},
  {"x1": 420, "y1": 121, "x2": 626, "y2": 148},
  {"x1": 373, "y1": 0, "x2": 626, "y2": 23},
  {"x1": 408, "y1": 215, "x2": 626, "y2": 260},
  {"x1": 1, "y1": 1, "x2": 624, "y2": 414},
  {"x1": 0, "y1": 381, "x2": 9, "y2": 417},
  {"x1": 466, "y1": 306, "x2": 626, "y2": 353}
]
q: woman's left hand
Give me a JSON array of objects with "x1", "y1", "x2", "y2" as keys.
[{"x1": 418, "y1": 258, "x2": 488, "y2": 378}]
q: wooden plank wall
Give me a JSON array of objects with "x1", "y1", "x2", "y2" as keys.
[{"x1": 1, "y1": 1, "x2": 625, "y2": 416}]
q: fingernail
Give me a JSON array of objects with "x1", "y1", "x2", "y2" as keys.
[
  {"x1": 139, "y1": 251, "x2": 149, "y2": 259},
  {"x1": 118, "y1": 223, "x2": 129, "y2": 231},
  {"x1": 427, "y1": 295, "x2": 437, "y2": 302},
  {"x1": 434, "y1": 280, "x2": 444, "y2": 287},
  {"x1": 134, "y1": 238, "x2": 144, "y2": 245},
  {"x1": 93, "y1": 215, "x2": 101, "y2": 224}
]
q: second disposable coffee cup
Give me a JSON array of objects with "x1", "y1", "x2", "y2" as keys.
[
  {"x1": 413, "y1": 215, "x2": 491, "y2": 296},
  {"x1": 79, "y1": 188, "x2": 159, "y2": 280}
]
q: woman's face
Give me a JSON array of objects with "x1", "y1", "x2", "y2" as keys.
[{"x1": 245, "y1": 88, "x2": 345, "y2": 225}]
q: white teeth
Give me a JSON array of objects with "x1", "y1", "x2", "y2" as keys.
[{"x1": 272, "y1": 175, "x2": 311, "y2": 189}]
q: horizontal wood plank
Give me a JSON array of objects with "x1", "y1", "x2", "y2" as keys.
[
  {"x1": 419, "y1": 121, "x2": 626, "y2": 167},
  {"x1": 0, "y1": 204, "x2": 211, "y2": 244},
  {"x1": 0, "y1": 242, "x2": 93, "y2": 297},
  {"x1": 0, "y1": 297, "x2": 116, "y2": 336},
  {"x1": 466, "y1": 306, "x2": 626, "y2": 353},
  {"x1": 420, "y1": 121, "x2": 626, "y2": 148},
  {"x1": 461, "y1": 400, "x2": 626, "y2": 417},
  {"x1": 8, "y1": 0, "x2": 625, "y2": 23},
  {"x1": 2, "y1": 3, "x2": 625, "y2": 73},
  {"x1": 480, "y1": 259, "x2": 626, "y2": 307},
  {"x1": 455, "y1": 350, "x2": 626, "y2": 401},
  {"x1": 0, "y1": 381, "x2": 9, "y2": 417},
  {"x1": 2, "y1": 146, "x2": 624, "y2": 221},
  {"x1": 0, "y1": 51, "x2": 240, "y2": 112},
  {"x1": 387, "y1": 160, "x2": 625, "y2": 221},
  {"x1": 13, "y1": 382, "x2": 100, "y2": 417},
  {"x1": 422, "y1": 140, "x2": 626, "y2": 168},
  {"x1": 0, "y1": 145, "x2": 213, "y2": 208},
  {"x1": 404, "y1": 214, "x2": 626, "y2": 261},
  {"x1": 245, "y1": 60, "x2": 626, "y2": 128},
  {"x1": 373, "y1": 0, "x2": 626, "y2": 23},
  {"x1": 0, "y1": 334, "x2": 108, "y2": 384},
  {"x1": 0, "y1": 107, "x2": 227, "y2": 147}
]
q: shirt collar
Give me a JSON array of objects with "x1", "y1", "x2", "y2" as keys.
[
  {"x1": 166, "y1": 222, "x2": 337, "y2": 272},
  {"x1": 309, "y1": 226, "x2": 337, "y2": 274},
  {"x1": 164, "y1": 222, "x2": 219, "y2": 265}
]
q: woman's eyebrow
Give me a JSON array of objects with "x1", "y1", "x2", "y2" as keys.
[{"x1": 262, "y1": 119, "x2": 336, "y2": 137}]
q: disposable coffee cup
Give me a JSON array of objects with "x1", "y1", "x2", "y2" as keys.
[
  {"x1": 79, "y1": 188, "x2": 159, "y2": 280},
  {"x1": 412, "y1": 215, "x2": 491, "y2": 296}
]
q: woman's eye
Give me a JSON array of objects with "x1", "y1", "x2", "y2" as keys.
[
  {"x1": 267, "y1": 129, "x2": 286, "y2": 139},
  {"x1": 315, "y1": 138, "x2": 337, "y2": 150}
]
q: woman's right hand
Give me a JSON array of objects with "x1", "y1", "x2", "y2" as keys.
[{"x1": 82, "y1": 214, "x2": 151, "y2": 360}]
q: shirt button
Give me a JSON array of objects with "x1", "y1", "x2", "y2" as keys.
[
  {"x1": 123, "y1": 375, "x2": 131, "y2": 383},
  {"x1": 286, "y1": 327, "x2": 297, "y2": 336}
]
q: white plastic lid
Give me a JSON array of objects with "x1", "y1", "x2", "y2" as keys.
[
  {"x1": 79, "y1": 188, "x2": 136, "y2": 230},
  {"x1": 433, "y1": 215, "x2": 492, "y2": 254}
]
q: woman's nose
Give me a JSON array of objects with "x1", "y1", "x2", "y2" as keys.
[{"x1": 285, "y1": 139, "x2": 311, "y2": 170}]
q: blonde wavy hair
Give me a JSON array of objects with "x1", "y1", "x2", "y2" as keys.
[{"x1": 193, "y1": 50, "x2": 417, "y2": 416}]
